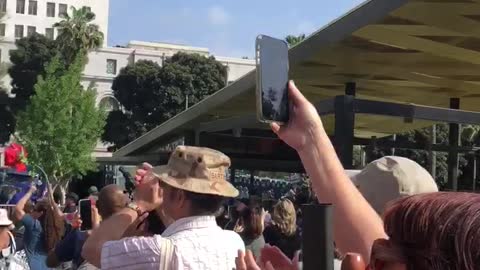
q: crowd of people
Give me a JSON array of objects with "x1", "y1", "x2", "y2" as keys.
[{"x1": 0, "y1": 81, "x2": 478, "y2": 269}]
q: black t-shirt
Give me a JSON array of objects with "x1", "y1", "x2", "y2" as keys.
[{"x1": 263, "y1": 225, "x2": 301, "y2": 259}]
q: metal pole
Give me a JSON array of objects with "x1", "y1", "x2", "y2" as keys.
[
  {"x1": 448, "y1": 98, "x2": 460, "y2": 191},
  {"x1": 473, "y1": 155, "x2": 477, "y2": 191},
  {"x1": 429, "y1": 125, "x2": 437, "y2": 179},
  {"x1": 334, "y1": 95, "x2": 355, "y2": 169},
  {"x1": 185, "y1": 95, "x2": 189, "y2": 110},
  {"x1": 302, "y1": 204, "x2": 333, "y2": 270}
]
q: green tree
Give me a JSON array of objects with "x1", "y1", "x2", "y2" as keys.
[
  {"x1": 3, "y1": 7, "x2": 104, "y2": 143},
  {"x1": 16, "y1": 54, "x2": 105, "y2": 192},
  {"x1": 285, "y1": 34, "x2": 306, "y2": 47},
  {"x1": 9, "y1": 33, "x2": 59, "y2": 112},
  {"x1": 54, "y1": 6, "x2": 104, "y2": 64},
  {"x1": 103, "y1": 52, "x2": 227, "y2": 149},
  {"x1": 0, "y1": 34, "x2": 59, "y2": 144}
]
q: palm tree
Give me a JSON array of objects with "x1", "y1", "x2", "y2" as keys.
[
  {"x1": 285, "y1": 34, "x2": 306, "y2": 47},
  {"x1": 54, "y1": 6, "x2": 104, "y2": 65}
]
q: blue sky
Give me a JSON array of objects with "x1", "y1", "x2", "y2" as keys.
[{"x1": 108, "y1": 0, "x2": 365, "y2": 58}]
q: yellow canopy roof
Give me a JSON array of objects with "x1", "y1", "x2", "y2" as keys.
[{"x1": 116, "y1": 0, "x2": 480, "y2": 157}]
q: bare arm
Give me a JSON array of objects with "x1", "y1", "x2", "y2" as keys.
[
  {"x1": 83, "y1": 165, "x2": 163, "y2": 268},
  {"x1": 298, "y1": 125, "x2": 385, "y2": 261},
  {"x1": 82, "y1": 208, "x2": 138, "y2": 267},
  {"x1": 272, "y1": 81, "x2": 386, "y2": 262},
  {"x1": 14, "y1": 185, "x2": 36, "y2": 222},
  {"x1": 47, "y1": 183, "x2": 63, "y2": 218}
]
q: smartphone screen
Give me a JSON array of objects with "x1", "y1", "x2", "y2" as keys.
[
  {"x1": 256, "y1": 35, "x2": 289, "y2": 123},
  {"x1": 78, "y1": 199, "x2": 92, "y2": 231}
]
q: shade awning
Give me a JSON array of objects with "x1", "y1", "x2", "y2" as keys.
[{"x1": 115, "y1": 0, "x2": 480, "y2": 157}]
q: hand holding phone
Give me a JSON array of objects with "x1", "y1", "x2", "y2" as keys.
[{"x1": 256, "y1": 35, "x2": 289, "y2": 124}]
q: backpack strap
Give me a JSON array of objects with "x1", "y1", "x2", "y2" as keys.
[
  {"x1": 159, "y1": 238, "x2": 174, "y2": 270},
  {"x1": 7, "y1": 231, "x2": 15, "y2": 254}
]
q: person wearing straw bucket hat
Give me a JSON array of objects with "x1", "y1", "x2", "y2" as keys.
[{"x1": 83, "y1": 146, "x2": 245, "y2": 270}]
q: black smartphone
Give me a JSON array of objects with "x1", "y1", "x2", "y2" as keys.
[
  {"x1": 78, "y1": 199, "x2": 92, "y2": 231},
  {"x1": 256, "y1": 35, "x2": 289, "y2": 124}
]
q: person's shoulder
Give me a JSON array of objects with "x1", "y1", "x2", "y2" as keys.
[
  {"x1": 101, "y1": 235, "x2": 162, "y2": 269},
  {"x1": 220, "y1": 229, "x2": 245, "y2": 249}
]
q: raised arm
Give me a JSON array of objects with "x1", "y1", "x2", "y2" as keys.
[
  {"x1": 46, "y1": 183, "x2": 64, "y2": 218},
  {"x1": 82, "y1": 166, "x2": 162, "y2": 267},
  {"x1": 14, "y1": 184, "x2": 36, "y2": 222},
  {"x1": 271, "y1": 81, "x2": 386, "y2": 262}
]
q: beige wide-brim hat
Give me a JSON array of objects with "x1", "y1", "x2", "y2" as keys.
[
  {"x1": 346, "y1": 156, "x2": 438, "y2": 215},
  {"x1": 152, "y1": 146, "x2": 239, "y2": 198}
]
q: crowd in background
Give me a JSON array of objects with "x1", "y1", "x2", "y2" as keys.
[{"x1": 0, "y1": 81, "x2": 479, "y2": 270}]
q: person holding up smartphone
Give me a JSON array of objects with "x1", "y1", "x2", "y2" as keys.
[
  {"x1": 13, "y1": 184, "x2": 51, "y2": 270},
  {"x1": 47, "y1": 184, "x2": 127, "y2": 270}
]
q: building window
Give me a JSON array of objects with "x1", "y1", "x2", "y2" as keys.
[
  {"x1": 16, "y1": 0, "x2": 25, "y2": 14},
  {"x1": 0, "y1": 0, "x2": 6, "y2": 13},
  {"x1": 45, "y1": 27, "x2": 54, "y2": 39},
  {"x1": 14, "y1": 25, "x2": 23, "y2": 39},
  {"x1": 99, "y1": 96, "x2": 120, "y2": 112},
  {"x1": 46, "y1": 2, "x2": 54, "y2": 17},
  {"x1": 27, "y1": 25, "x2": 35, "y2": 36},
  {"x1": 28, "y1": 0, "x2": 36, "y2": 15},
  {"x1": 58, "y1": 3, "x2": 67, "y2": 18},
  {"x1": 106, "y1": 59, "x2": 117, "y2": 75},
  {"x1": 0, "y1": 24, "x2": 5, "y2": 37}
]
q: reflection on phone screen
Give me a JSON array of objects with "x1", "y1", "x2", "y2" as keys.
[{"x1": 258, "y1": 36, "x2": 289, "y2": 123}]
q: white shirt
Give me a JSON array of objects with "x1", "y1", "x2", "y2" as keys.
[{"x1": 101, "y1": 215, "x2": 245, "y2": 270}]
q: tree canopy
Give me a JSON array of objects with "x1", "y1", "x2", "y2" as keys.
[
  {"x1": 285, "y1": 34, "x2": 306, "y2": 47},
  {"x1": 0, "y1": 7, "x2": 104, "y2": 144},
  {"x1": 8, "y1": 34, "x2": 60, "y2": 113},
  {"x1": 54, "y1": 6, "x2": 104, "y2": 64},
  {"x1": 15, "y1": 54, "x2": 105, "y2": 186},
  {"x1": 103, "y1": 52, "x2": 227, "y2": 149}
]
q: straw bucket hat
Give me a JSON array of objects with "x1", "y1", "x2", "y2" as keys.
[{"x1": 152, "y1": 146, "x2": 239, "y2": 198}]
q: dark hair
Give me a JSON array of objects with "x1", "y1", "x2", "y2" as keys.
[
  {"x1": 381, "y1": 192, "x2": 480, "y2": 269},
  {"x1": 239, "y1": 206, "x2": 263, "y2": 240},
  {"x1": 36, "y1": 200, "x2": 65, "y2": 252},
  {"x1": 183, "y1": 191, "x2": 225, "y2": 216}
]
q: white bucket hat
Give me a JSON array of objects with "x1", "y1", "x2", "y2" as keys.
[
  {"x1": 346, "y1": 156, "x2": 438, "y2": 215},
  {"x1": 0, "y1": 209, "x2": 13, "y2": 226}
]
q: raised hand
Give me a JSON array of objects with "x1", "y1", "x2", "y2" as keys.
[
  {"x1": 135, "y1": 163, "x2": 153, "y2": 186},
  {"x1": 271, "y1": 81, "x2": 323, "y2": 153},
  {"x1": 134, "y1": 169, "x2": 163, "y2": 213},
  {"x1": 236, "y1": 250, "x2": 261, "y2": 270},
  {"x1": 260, "y1": 245, "x2": 299, "y2": 270},
  {"x1": 29, "y1": 183, "x2": 37, "y2": 194}
]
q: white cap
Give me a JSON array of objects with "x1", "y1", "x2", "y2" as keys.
[
  {"x1": 348, "y1": 156, "x2": 438, "y2": 215},
  {"x1": 0, "y1": 209, "x2": 13, "y2": 226}
]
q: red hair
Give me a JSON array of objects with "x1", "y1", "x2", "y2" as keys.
[{"x1": 381, "y1": 192, "x2": 480, "y2": 269}]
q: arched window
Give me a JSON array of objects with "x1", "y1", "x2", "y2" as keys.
[{"x1": 99, "y1": 96, "x2": 120, "y2": 112}]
